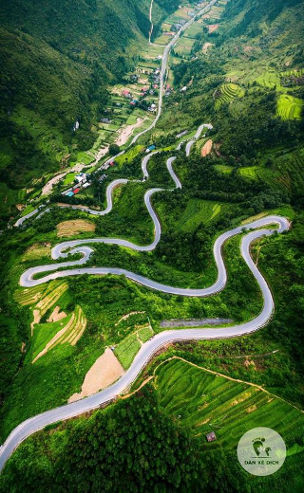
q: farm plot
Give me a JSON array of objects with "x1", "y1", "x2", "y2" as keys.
[
  {"x1": 155, "y1": 359, "x2": 304, "y2": 449},
  {"x1": 216, "y1": 83, "x2": 245, "y2": 107},
  {"x1": 174, "y1": 36, "x2": 196, "y2": 56},
  {"x1": 114, "y1": 318, "x2": 154, "y2": 369},
  {"x1": 115, "y1": 334, "x2": 141, "y2": 370},
  {"x1": 56, "y1": 219, "x2": 96, "y2": 238},
  {"x1": 176, "y1": 199, "x2": 228, "y2": 232},
  {"x1": 277, "y1": 94, "x2": 303, "y2": 120},
  {"x1": 32, "y1": 305, "x2": 87, "y2": 363},
  {"x1": 22, "y1": 243, "x2": 52, "y2": 262}
]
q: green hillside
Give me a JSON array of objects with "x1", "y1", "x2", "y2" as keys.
[
  {"x1": 0, "y1": 0, "x2": 304, "y2": 490},
  {"x1": 0, "y1": 0, "x2": 179, "y2": 223}
]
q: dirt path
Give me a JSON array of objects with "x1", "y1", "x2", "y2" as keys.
[
  {"x1": 68, "y1": 348, "x2": 125, "y2": 403},
  {"x1": 115, "y1": 118, "x2": 144, "y2": 146},
  {"x1": 30, "y1": 309, "x2": 41, "y2": 336}
]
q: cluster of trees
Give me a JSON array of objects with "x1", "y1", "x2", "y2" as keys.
[
  {"x1": 0, "y1": 387, "x2": 251, "y2": 492},
  {"x1": 155, "y1": 225, "x2": 215, "y2": 273}
]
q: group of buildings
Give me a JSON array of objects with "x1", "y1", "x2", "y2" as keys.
[{"x1": 61, "y1": 172, "x2": 91, "y2": 198}]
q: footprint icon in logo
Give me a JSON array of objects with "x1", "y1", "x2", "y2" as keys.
[{"x1": 252, "y1": 437, "x2": 272, "y2": 457}]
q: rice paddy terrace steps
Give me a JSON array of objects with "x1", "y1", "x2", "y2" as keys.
[{"x1": 154, "y1": 358, "x2": 304, "y2": 450}]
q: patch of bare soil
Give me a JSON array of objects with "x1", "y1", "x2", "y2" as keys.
[
  {"x1": 42, "y1": 172, "x2": 67, "y2": 196},
  {"x1": 243, "y1": 45, "x2": 254, "y2": 53},
  {"x1": 208, "y1": 24, "x2": 219, "y2": 34},
  {"x1": 202, "y1": 42, "x2": 213, "y2": 54},
  {"x1": 201, "y1": 139, "x2": 213, "y2": 157},
  {"x1": 115, "y1": 118, "x2": 144, "y2": 146},
  {"x1": 56, "y1": 219, "x2": 96, "y2": 238},
  {"x1": 47, "y1": 306, "x2": 67, "y2": 323},
  {"x1": 214, "y1": 143, "x2": 222, "y2": 157},
  {"x1": 68, "y1": 348, "x2": 125, "y2": 403}
]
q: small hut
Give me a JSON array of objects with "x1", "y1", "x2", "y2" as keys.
[{"x1": 206, "y1": 431, "x2": 217, "y2": 442}]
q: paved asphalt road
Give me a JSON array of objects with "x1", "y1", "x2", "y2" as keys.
[
  {"x1": 1, "y1": 0, "x2": 291, "y2": 474},
  {"x1": 5, "y1": 128, "x2": 291, "y2": 475},
  {"x1": 0, "y1": 214, "x2": 290, "y2": 472}
]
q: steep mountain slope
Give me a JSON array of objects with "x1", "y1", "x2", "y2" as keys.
[{"x1": 0, "y1": 0, "x2": 180, "y2": 223}]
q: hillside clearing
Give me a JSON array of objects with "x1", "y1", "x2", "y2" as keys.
[
  {"x1": 201, "y1": 139, "x2": 213, "y2": 157},
  {"x1": 32, "y1": 305, "x2": 87, "y2": 363},
  {"x1": 68, "y1": 348, "x2": 125, "y2": 403},
  {"x1": 56, "y1": 219, "x2": 96, "y2": 237},
  {"x1": 277, "y1": 94, "x2": 303, "y2": 121}
]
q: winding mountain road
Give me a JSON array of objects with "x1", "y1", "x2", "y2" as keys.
[
  {"x1": 0, "y1": 129, "x2": 290, "y2": 472},
  {"x1": 1, "y1": 0, "x2": 291, "y2": 474}
]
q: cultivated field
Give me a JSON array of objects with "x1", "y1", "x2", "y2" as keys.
[
  {"x1": 56, "y1": 219, "x2": 96, "y2": 237},
  {"x1": 155, "y1": 358, "x2": 304, "y2": 449},
  {"x1": 277, "y1": 94, "x2": 303, "y2": 121}
]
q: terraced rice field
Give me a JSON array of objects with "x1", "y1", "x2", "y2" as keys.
[
  {"x1": 238, "y1": 166, "x2": 259, "y2": 179},
  {"x1": 281, "y1": 68, "x2": 304, "y2": 77},
  {"x1": 256, "y1": 70, "x2": 281, "y2": 89},
  {"x1": 15, "y1": 281, "x2": 67, "y2": 311},
  {"x1": 214, "y1": 164, "x2": 233, "y2": 175},
  {"x1": 32, "y1": 305, "x2": 87, "y2": 363},
  {"x1": 14, "y1": 284, "x2": 46, "y2": 306},
  {"x1": 35, "y1": 281, "x2": 69, "y2": 317},
  {"x1": 138, "y1": 325, "x2": 154, "y2": 343},
  {"x1": 115, "y1": 324, "x2": 154, "y2": 368},
  {"x1": 215, "y1": 83, "x2": 245, "y2": 109},
  {"x1": 277, "y1": 94, "x2": 303, "y2": 120},
  {"x1": 155, "y1": 359, "x2": 304, "y2": 450}
]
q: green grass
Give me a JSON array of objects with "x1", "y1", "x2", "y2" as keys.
[
  {"x1": 138, "y1": 325, "x2": 154, "y2": 343},
  {"x1": 14, "y1": 285, "x2": 46, "y2": 306},
  {"x1": 256, "y1": 70, "x2": 282, "y2": 90},
  {"x1": 155, "y1": 358, "x2": 304, "y2": 449},
  {"x1": 214, "y1": 164, "x2": 233, "y2": 175},
  {"x1": 30, "y1": 315, "x2": 73, "y2": 362},
  {"x1": 238, "y1": 166, "x2": 259, "y2": 179},
  {"x1": 114, "y1": 334, "x2": 141, "y2": 369},
  {"x1": 115, "y1": 145, "x2": 145, "y2": 167},
  {"x1": 277, "y1": 94, "x2": 303, "y2": 121},
  {"x1": 63, "y1": 173, "x2": 76, "y2": 186},
  {"x1": 76, "y1": 151, "x2": 93, "y2": 165},
  {"x1": 176, "y1": 199, "x2": 228, "y2": 232}
]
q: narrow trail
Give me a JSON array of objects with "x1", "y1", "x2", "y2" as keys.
[{"x1": 149, "y1": 0, "x2": 154, "y2": 44}]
